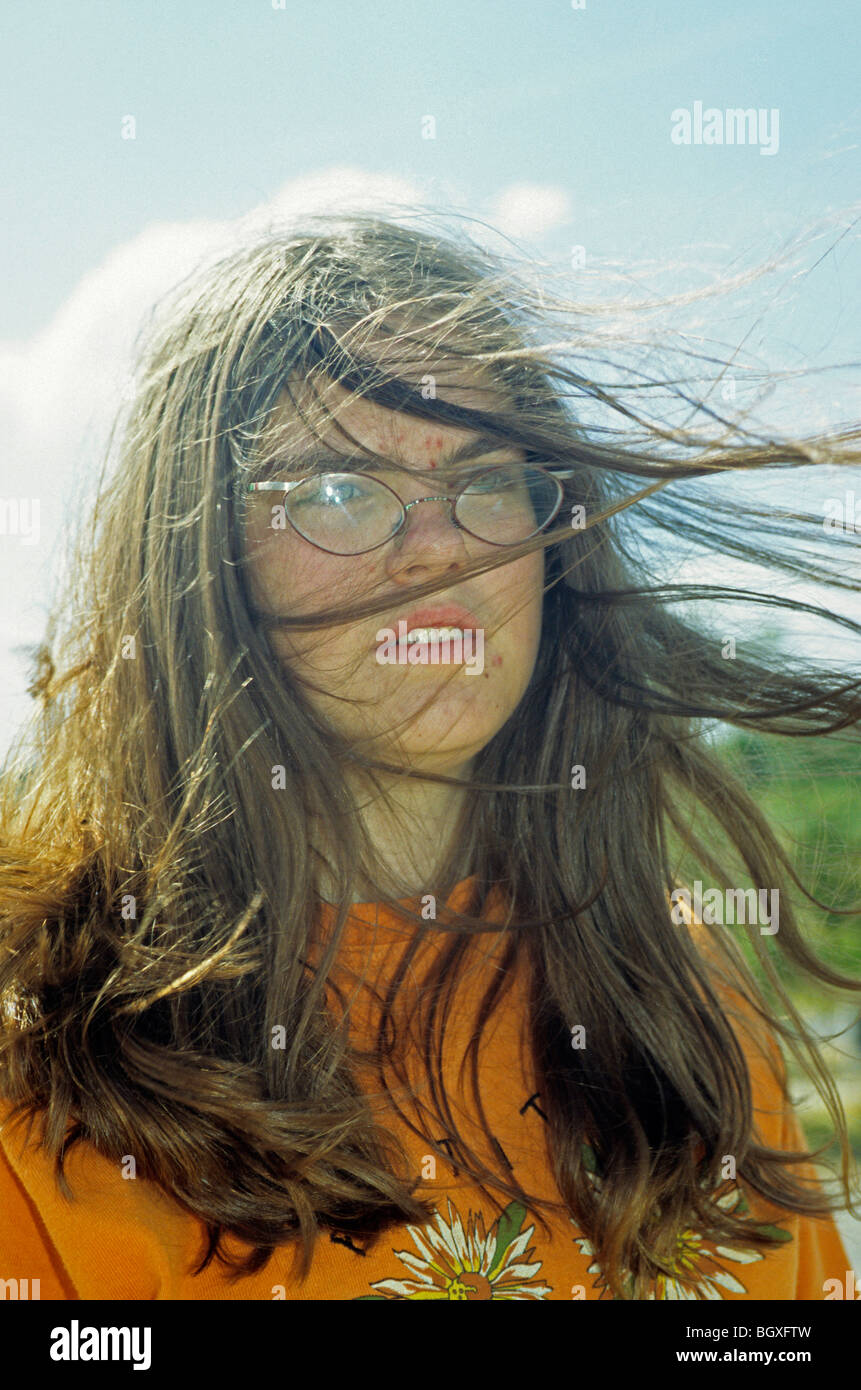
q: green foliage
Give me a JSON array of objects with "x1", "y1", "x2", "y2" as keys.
[
  {"x1": 670, "y1": 729, "x2": 861, "y2": 983},
  {"x1": 668, "y1": 728, "x2": 861, "y2": 1161},
  {"x1": 722, "y1": 730, "x2": 861, "y2": 977}
]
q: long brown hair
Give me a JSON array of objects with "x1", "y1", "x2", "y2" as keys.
[{"x1": 1, "y1": 214, "x2": 859, "y2": 1297}]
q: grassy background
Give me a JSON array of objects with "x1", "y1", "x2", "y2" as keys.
[{"x1": 670, "y1": 729, "x2": 861, "y2": 1167}]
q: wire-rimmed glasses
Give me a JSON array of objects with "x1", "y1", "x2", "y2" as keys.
[{"x1": 246, "y1": 464, "x2": 574, "y2": 556}]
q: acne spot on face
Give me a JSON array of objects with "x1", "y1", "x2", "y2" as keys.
[{"x1": 491, "y1": 654, "x2": 503, "y2": 668}]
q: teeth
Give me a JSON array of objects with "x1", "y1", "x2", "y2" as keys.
[{"x1": 404, "y1": 627, "x2": 467, "y2": 642}]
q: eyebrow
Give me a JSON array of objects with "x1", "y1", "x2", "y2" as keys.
[{"x1": 279, "y1": 434, "x2": 521, "y2": 474}]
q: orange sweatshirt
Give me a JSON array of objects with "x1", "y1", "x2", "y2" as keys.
[{"x1": 0, "y1": 878, "x2": 852, "y2": 1300}]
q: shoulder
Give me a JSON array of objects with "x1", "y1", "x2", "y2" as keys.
[{"x1": 0, "y1": 1099, "x2": 200, "y2": 1299}]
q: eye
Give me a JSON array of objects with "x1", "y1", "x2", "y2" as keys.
[
  {"x1": 294, "y1": 476, "x2": 367, "y2": 506},
  {"x1": 462, "y1": 467, "x2": 525, "y2": 494}
]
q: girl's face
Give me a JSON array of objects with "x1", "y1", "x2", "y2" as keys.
[{"x1": 243, "y1": 374, "x2": 545, "y2": 775}]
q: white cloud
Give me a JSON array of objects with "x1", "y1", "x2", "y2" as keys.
[
  {"x1": 0, "y1": 166, "x2": 427, "y2": 500},
  {"x1": 489, "y1": 183, "x2": 573, "y2": 241}
]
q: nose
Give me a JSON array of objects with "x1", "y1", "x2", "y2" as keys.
[{"x1": 385, "y1": 489, "x2": 470, "y2": 579}]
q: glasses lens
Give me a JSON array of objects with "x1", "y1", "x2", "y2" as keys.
[
  {"x1": 456, "y1": 467, "x2": 561, "y2": 543},
  {"x1": 285, "y1": 473, "x2": 402, "y2": 554}
]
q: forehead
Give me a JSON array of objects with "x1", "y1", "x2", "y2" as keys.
[{"x1": 263, "y1": 369, "x2": 510, "y2": 467}]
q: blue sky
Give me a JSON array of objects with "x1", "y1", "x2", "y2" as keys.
[
  {"x1": 3, "y1": 0, "x2": 860, "y2": 338},
  {"x1": 1, "y1": 0, "x2": 860, "y2": 752}
]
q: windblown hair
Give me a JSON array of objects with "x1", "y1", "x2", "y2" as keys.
[{"x1": 1, "y1": 214, "x2": 859, "y2": 1298}]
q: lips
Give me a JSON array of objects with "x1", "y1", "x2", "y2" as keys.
[
  {"x1": 397, "y1": 604, "x2": 481, "y2": 634},
  {"x1": 370, "y1": 603, "x2": 485, "y2": 652}
]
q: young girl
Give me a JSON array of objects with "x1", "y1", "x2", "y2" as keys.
[{"x1": 0, "y1": 216, "x2": 858, "y2": 1301}]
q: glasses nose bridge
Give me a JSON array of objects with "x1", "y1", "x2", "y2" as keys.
[
  {"x1": 402, "y1": 490, "x2": 457, "y2": 516},
  {"x1": 398, "y1": 490, "x2": 461, "y2": 536}
]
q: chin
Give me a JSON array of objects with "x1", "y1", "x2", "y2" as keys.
[{"x1": 388, "y1": 711, "x2": 505, "y2": 762}]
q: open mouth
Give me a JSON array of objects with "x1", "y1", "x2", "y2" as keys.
[
  {"x1": 373, "y1": 619, "x2": 487, "y2": 672},
  {"x1": 401, "y1": 626, "x2": 473, "y2": 644}
]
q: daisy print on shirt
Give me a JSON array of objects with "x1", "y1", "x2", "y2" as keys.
[{"x1": 352, "y1": 1140, "x2": 793, "y2": 1301}]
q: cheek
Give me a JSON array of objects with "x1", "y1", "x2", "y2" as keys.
[
  {"x1": 488, "y1": 555, "x2": 544, "y2": 669},
  {"x1": 245, "y1": 516, "x2": 375, "y2": 613},
  {"x1": 506, "y1": 553, "x2": 545, "y2": 628}
]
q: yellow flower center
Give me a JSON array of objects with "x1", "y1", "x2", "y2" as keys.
[{"x1": 446, "y1": 1271, "x2": 493, "y2": 1300}]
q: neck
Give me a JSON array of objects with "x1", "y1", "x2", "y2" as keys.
[{"x1": 319, "y1": 759, "x2": 474, "y2": 903}]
